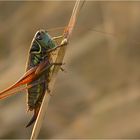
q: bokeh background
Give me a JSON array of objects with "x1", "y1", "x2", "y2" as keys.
[{"x1": 0, "y1": 1, "x2": 140, "y2": 139}]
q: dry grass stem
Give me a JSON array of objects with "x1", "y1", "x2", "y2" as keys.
[{"x1": 30, "y1": 0, "x2": 84, "y2": 139}]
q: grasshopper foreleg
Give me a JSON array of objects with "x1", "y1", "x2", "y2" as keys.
[{"x1": 47, "y1": 38, "x2": 68, "y2": 53}]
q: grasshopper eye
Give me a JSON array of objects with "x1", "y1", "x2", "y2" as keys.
[{"x1": 36, "y1": 32, "x2": 42, "y2": 40}]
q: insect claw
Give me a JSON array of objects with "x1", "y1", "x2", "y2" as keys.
[
  {"x1": 61, "y1": 38, "x2": 68, "y2": 45},
  {"x1": 60, "y1": 67, "x2": 64, "y2": 72},
  {"x1": 60, "y1": 67, "x2": 66, "y2": 73},
  {"x1": 47, "y1": 88, "x2": 53, "y2": 96}
]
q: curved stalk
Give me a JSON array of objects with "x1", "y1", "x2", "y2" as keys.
[{"x1": 30, "y1": 0, "x2": 84, "y2": 139}]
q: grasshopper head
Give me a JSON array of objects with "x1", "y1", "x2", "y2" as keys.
[
  {"x1": 35, "y1": 29, "x2": 55, "y2": 50},
  {"x1": 30, "y1": 29, "x2": 56, "y2": 54}
]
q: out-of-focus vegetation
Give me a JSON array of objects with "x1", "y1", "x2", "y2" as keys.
[{"x1": 0, "y1": 1, "x2": 140, "y2": 139}]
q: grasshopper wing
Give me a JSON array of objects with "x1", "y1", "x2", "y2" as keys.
[{"x1": 0, "y1": 60, "x2": 49, "y2": 99}]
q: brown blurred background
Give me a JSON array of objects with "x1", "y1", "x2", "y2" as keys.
[{"x1": 0, "y1": 1, "x2": 140, "y2": 139}]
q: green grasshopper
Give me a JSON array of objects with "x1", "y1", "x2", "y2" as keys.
[
  {"x1": 0, "y1": 29, "x2": 67, "y2": 127},
  {"x1": 0, "y1": 0, "x2": 83, "y2": 127},
  {"x1": 25, "y1": 29, "x2": 68, "y2": 127}
]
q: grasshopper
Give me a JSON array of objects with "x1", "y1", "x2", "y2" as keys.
[
  {"x1": 0, "y1": 0, "x2": 84, "y2": 128},
  {"x1": 0, "y1": 29, "x2": 67, "y2": 127}
]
